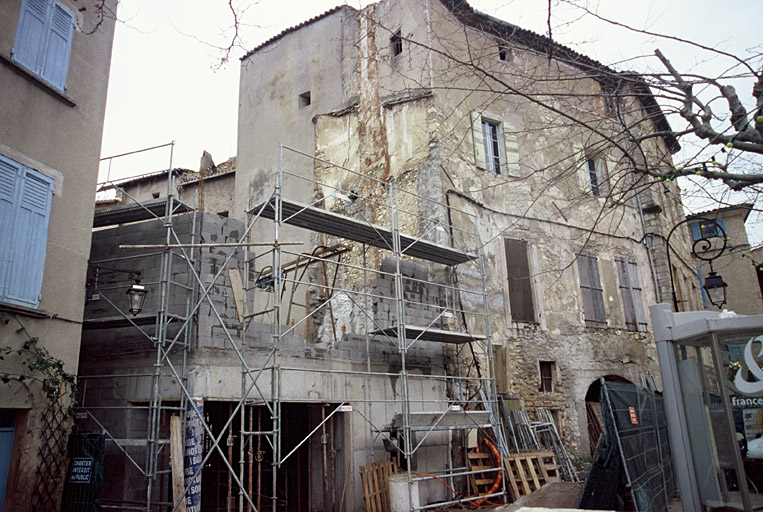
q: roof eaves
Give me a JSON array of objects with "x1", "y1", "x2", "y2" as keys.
[
  {"x1": 437, "y1": 0, "x2": 680, "y2": 154},
  {"x1": 241, "y1": 5, "x2": 354, "y2": 60}
]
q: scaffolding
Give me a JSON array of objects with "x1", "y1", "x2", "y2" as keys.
[{"x1": 76, "y1": 143, "x2": 509, "y2": 511}]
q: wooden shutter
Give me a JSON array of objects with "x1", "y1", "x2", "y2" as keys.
[
  {"x1": 504, "y1": 239, "x2": 535, "y2": 323},
  {"x1": 574, "y1": 144, "x2": 590, "y2": 194},
  {"x1": 472, "y1": 112, "x2": 486, "y2": 169},
  {"x1": 616, "y1": 257, "x2": 646, "y2": 331},
  {"x1": 40, "y1": 3, "x2": 74, "y2": 90},
  {"x1": 504, "y1": 123, "x2": 520, "y2": 175},
  {"x1": 13, "y1": 0, "x2": 48, "y2": 72},
  {"x1": 0, "y1": 158, "x2": 53, "y2": 308},
  {"x1": 628, "y1": 261, "x2": 647, "y2": 331},
  {"x1": 577, "y1": 251, "x2": 606, "y2": 327},
  {"x1": 0, "y1": 158, "x2": 22, "y2": 302}
]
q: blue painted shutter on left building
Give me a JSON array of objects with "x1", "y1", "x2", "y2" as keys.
[
  {"x1": 0, "y1": 155, "x2": 54, "y2": 308},
  {"x1": 12, "y1": 0, "x2": 74, "y2": 91},
  {"x1": 40, "y1": 3, "x2": 74, "y2": 90}
]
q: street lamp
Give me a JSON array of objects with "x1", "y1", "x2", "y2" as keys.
[
  {"x1": 665, "y1": 216, "x2": 728, "y2": 311},
  {"x1": 702, "y1": 270, "x2": 728, "y2": 308},
  {"x1": 88, "y1": 263, "x2": 149, "y2": 316},
  {"x1": 126, "y1": 280, "x2": 148, "y2": 316}
]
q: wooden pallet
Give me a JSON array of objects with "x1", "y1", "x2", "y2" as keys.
[
  {"x1": 503, "y1": 450, "x2": 560, "y2": 502},
  {"x1": 359, "y1": 458, "x2": 399, "y2": 512},
  {"x1": 467, "y1": 451, "x2": 499, "y2": 497}
]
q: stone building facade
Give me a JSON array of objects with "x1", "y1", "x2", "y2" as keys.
[
  {"x1": 0, "y1": 1, "x2": 116, "y2": 510},
  {"x1": 236, "y1": 0, "x2": 698, "y2": 458}
]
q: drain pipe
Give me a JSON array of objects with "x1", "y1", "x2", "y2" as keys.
[{"x1": 616, "y1": 92, "x2": 662, "y2": 303}]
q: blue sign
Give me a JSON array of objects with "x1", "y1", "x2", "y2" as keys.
[
  {"x1": 68, "y1": 457, "x2": 93, "y2": 484},
  {"x1": 184, "y1": 400, "x2": 203, "y2": 512}
]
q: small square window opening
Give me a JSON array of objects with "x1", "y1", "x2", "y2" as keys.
[
  {"x1": 498, "y1": 43, "x2": 509, "y2": 61},
  {"x1": 391, "y1": 30, "x2": 403, "y2": 57},
  {"x1": 298, "y1": 91, "x2": 311, "y2": 108}
]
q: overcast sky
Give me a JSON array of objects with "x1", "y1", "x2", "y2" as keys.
[{"x1": 98, "y1": 0, "x2": 761, "y2": 238}]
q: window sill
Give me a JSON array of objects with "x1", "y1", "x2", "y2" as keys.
[
  {"x1": 0, "y1": 300, "x2": 50, "y2": 319},
  {"x1": 0, "y1": 53, "x2": 76, "y2": 107}
]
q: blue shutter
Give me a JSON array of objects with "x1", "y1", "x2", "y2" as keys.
[
  {"x1": 0, "y1": 158, "x2": 22, "y2": 302},
  {"x1": 40, "y1": 3, "x2": 74, "y2": 90},
  {"x1": 5, "y1": 168, "x2": 53, "y2": 307},
  {"x1": 689, "y1": 222, "x2": 701, "y2": 241},
  {"x1": 715, "y1": 218, "x2": 727, "y2": 238},
  {"x1": 12, "y1": 0, "x2": 48, "y2": 72}
]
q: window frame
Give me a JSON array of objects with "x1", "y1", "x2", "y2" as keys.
[
  {"x1": 539, "y1": 361, "x2": 555, "y2": 392},
  {"x1": 0, "y1": 154, "x2": 54, "y2": 309},
  {"x1": 12, "y1": 0, "x2": 75, "y2": 92},
  {"x1": 689, "y1": 218, "x2": 726, "y2": 241},
  {"x1": 390, "y1": 29, "x2": 402, "y2": 57},
  {"x1": 482, "y1": 119, "x2": 504, "y2": 174},
  {"x1": 584, "y1": 154, "x2": 609, "y2": 197}
]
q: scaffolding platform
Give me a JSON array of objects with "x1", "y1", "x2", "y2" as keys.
[
  {"x1": 250, "y1": 198, "x2": 477, "y2": 265},
  {"x1": 370, "y1": 326, "x2": 485, "y2": 344},
  {"x1": 390, "y1": 410, "x2": 492, "y2": 431},
  {"x1": 93, "y1": 197, "x2": 192, "y2": 227}
]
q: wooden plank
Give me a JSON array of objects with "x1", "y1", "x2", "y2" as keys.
[
  {"x1": 523, "y1": 455, "x2": 541, "y2": 491},
  {"x1": 503, "y1": 457, "x2": 521, "y2": 502},
  {"x1": 359, "y1": 465, "x2": 369, "y2": 512},
  {"x1": 515, "y1": 457, "x2": 531, "y2": 495},
  {"x1": 370, "y1": 461, "x2": 383, "y2": 512},
  {"x1": 228, "y1": 268, "x2": 248, "y2": 323},
  {"x1": 170, "y1": 416, "x2": 187, "y2": 512}
]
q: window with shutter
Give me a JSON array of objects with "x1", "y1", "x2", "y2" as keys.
[
  {"x1": 504, "y1": 238, "x2": 535, "y2": 323},
  {"x1": 616, "y1": 257, "x2": 647, "y2": 331},
  {"x1": 689, "y1": 218, "x2": 726, "y2": 241},
  {"x1": 577, "y1": 250, "x2": 607, "y2": 327},
  {"x1": 0, "y1": 154, "x2": 54, "y2": 308},
  {"x1": 12, "y1": 0, "x2": 74, "y2": 91}
]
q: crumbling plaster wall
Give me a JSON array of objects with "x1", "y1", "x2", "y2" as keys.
[{"x1": 309, "y1": 0, "x2": 668, "y2": 455}]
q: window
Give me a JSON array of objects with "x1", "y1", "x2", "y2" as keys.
[
  {"x1": 12, "y1": 0, "x2": 75, "y2": 91},
  {"x1": 472, "y1": 113, "x2": 520, "y2": 175},
  {"x1": 504, "y1": 238, "x2": 535, "y2": 323},
  {"x1": 539, "y1": 361, "x2": 555, "y2": 392},
  {"x1": 482, "y1": 120, "x2": 503, "y2": 174},
  {"x1": 615, "y1": 257, "x2": 646, "y2": 331},
  {"x1": 577, "y1": 250, "x2": 607, "y2": 327},
  {"x1": 689, "y1": 218, "x2": 726, "y2": 241},
  {"x1": 585, "y1": 155, "x2": 609, "y2": 197},
  {"x1": 391, "y1": 30, "x2": 402, "y2": 57},
  {"x1": 0, "y1": 154, "x2": 54, "y2": 308},
  {"x1": 498, "y1": 43, "x2": 509, "y2": 61},
  {"x1": 298, "y1": 91, "x2": 311, "y2": 107}
]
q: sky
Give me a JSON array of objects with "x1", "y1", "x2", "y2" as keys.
[{"x1": 97, "y1": 0, "x2": 762, "y2": 237}]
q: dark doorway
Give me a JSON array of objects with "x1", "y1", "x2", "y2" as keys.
[
  {"x1": 201, "y1": 402, "x2": 344, "y2": 512},
  {"x1": 585, "y1": 375, "x2": 632, "y2": 455}
]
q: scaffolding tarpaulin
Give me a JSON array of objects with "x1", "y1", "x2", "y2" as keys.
[
  {"x1": 598, "y1": 381, "x2": 675, "y2": 511},
  {"x1": 184, "y1": 399, "x2": 203, "y2": 512}
]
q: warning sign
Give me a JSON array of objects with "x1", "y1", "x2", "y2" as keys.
[
  {"x1": 629, "y1": 407, "x2": 638, "y2": 424},
  {"x1": 68, "y1": 457, "x2": 93, "y2": 484}
]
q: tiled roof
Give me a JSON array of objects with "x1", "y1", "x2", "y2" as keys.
[{"x1": 241, "y1": 5, "x2": 353, "y2": 60}]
